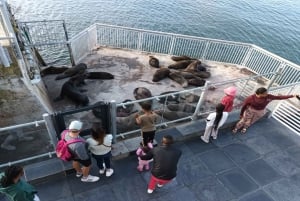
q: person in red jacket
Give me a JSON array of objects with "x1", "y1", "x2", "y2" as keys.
[
  {"x1": 221, "y1": 86, "x2": 237, "y2": 112},
  {"x1": 232, "y1": 87, "x2": 298, "y2": 134}
]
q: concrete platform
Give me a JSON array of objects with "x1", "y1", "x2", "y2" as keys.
[{"x1": 1, "y1": 116, "x2": 300, "y2": 201}]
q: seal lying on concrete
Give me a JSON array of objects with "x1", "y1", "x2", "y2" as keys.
[
  {"x1": 185, "y1": 60, "x2": 207, "y2": 72},
  {"x1": 54, "y1": 76, "x2": 89, "y2": 106},
  {"x1": 133, "y1": 87, "x2": 153, "y2": 106},
  {"x1": 167, "y1": 103, "x2": 196, "y2": 113},
  {"x1": 168, "y1": 72, "x2": 188, "y2": 87},
  {"x1": 187, "y1": 77, "x2": 206, "y2": 87},
  {"x1": 171, "y1": 55, "x2": 195, "y2": 61},
  {"x1": 40, "y1": 66, "x2": 69, "y2": 77},
  {"x1": 168, "y1": 60, "x2": 194, "y2": 70},
  {"x1": 183, "y1": 69, "x2": 211, "y2": 79},
  {"x1": 149, "y1": 56, "x2": 159, "y2": 68},
  {"x1": 116, "y1": 99, "x2": 136, "y2": 117},
  {"x1": 86, "y1": 72, "x2": 114, "y2": 79},
  {"x1": 158, "y1": 91, "x2": 180, "y2": 104},
  {"x1": 55, "y1": 63, "x2": 87, "y2": 80},
  {"x1": 152, "y1": 68, "x2": 171, "y2": 82}
]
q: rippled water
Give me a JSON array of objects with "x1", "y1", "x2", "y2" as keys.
[{"x1": 8, "y1": 0, "x2": 300, "y2": 65}]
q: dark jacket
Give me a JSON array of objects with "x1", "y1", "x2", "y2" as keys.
[{"x1": 140, "y1": 144, "x2": 182, "y2": 180}]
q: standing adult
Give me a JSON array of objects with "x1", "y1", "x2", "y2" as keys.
[
  {"x1": 86, "y1": 127, "x2": 114, "y2": 177},
  {"x1": 63, "y1": 120, "x2": 99, "y2": 182},
  {"x1": 232, "y1": 87, "x2": 298, "y2": 134},
  {"x1": 135, "y1": 102, "x2": 158, "y2": 147},
  {"x1": 140, "y1": 135, "x2": 182, "y2": 194},
  {"x1": 0, "y1": 165, "x2": 40, "y2": 201}
]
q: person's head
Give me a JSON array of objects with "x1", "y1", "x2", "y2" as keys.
[
  {"x1": 162, "y1": 135, "x2": 174, "y2": 145},
  {"x1": 255, "y1": 87, "x2": 268, "y2": 97},
  {"x1": 224, "y1": 86, "x2": 237, "y2": 97},
  {"x1": 216, "y1": 103, "x2": 225, "y2": 113},
  {"x1": 213, "y1": 103, "x2": 225, "y2": 130},
  {"x1": 68, "y1": 120, "x2": 83, "y2": 134},
  {"x1": 141, "y1": 102, "x2": 152, "y2": 112},
  {"x1": 91, "y1": 126, "x2": 106, "y2": 144},
  {"x1": 0, "y1": 165, "x2": 24, "y2": 187}
]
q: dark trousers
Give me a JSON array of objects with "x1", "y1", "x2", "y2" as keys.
[
  {"x1": 92, "y1": 151, "x2": 112, "y2": 169},
  {"x1": 142, "y1": 130, "x2": 155, "y2": 146}
]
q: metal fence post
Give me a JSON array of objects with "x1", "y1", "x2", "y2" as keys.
[
  {"x1": 110, "y1": 100, "x2": 117, "y2": 143},
  {"x1": 267, "y1": 64, "x2": 284, "y2": 90},
  {"x1": 63, "y1": 21, "x2": 75, "y2": 65},
  {"x1": 192, "y1": 81, "x2": 210, "y2": 120},
  {"x1": 43, "y1": 113, "x2": 58, "y2": 149}
]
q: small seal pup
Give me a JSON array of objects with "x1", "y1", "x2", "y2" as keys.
[
  {"x1": 55, "y1": 63, "x2": 87, "y2": 80},
  {"x1": 152, "y1": 68, "x2": 170, "y2": 82},
  {"x1": 149, "y1": 56, "x2": 159, "y2": 68}
]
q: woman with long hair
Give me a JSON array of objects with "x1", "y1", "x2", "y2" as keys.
[
  {"x1": 86, "y1": 126, "x2": 114, "y2": 177},
  {"x1": 0, "y1": 165, "x2": 40, "y2": 201},
  {"x1": 201, "y1": 103, "x2": 228, "y2": 143}
]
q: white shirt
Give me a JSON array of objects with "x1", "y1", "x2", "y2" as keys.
[
  {"x1": 86, "y1": 134, "x2": 113, "y2": 155},
  {"x1": 206, "y1": 112, "x2": 228, "y2": 128}
]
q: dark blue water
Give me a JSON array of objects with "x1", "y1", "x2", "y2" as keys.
[{"x1": 8, "y1": 0, "x2": 300, "y2": 65}]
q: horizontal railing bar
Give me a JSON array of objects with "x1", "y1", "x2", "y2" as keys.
[
  {"x1": 18, "y1": 19, "x2": 65, "y2": 23},
  {"x1": 0, "y1": 120, "x2": 45, "y2": 132}
]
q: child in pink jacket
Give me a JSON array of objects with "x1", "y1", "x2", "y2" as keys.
[
  {"x1": 136, "y1": 143, "x2": 153, "y2": 171},
  {"x1": 221, "y1": 86, "x2": 237, "y2": 112}
]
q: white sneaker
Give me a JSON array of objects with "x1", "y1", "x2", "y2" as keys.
[
  {"x1": 99, "y1": 168, "x2": 105, "y2": 174},
  {"x1": 106, "y1": 169, "x2": 114, "y2": 177},
  {"x1": 212, "y1": 135, "x2": 217, "y2": 140},
  {"x1": 81, "y1": 175, "x2": 99, "y2": 182},
  {"x1": 76, "y1": 172, "x2": 83, "y2": 177},
  {"x1": 201, "y1": 136, "x2": 209, "y2": 143},
  {"x1": 157, "y1": 184, "x2": 163, "y2": 188},
  {"x1": 147, "y1": 189, "x2": 154, "y2": 194}
]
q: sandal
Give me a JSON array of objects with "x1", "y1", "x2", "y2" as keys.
[
  {"x1": 232, "y1": 128, "x2": 238, "y2": 134},
  {"x1": 241, "y1": 128, "x2": 247, "y2": 134}
]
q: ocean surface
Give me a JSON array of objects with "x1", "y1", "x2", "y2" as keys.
[{"x1": 7, "y1": 0, "x2": 300, "y2": 65}]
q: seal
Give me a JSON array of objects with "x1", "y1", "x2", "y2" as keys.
[
  {"x1": 133, "y1": 87, "x2": 153, "y2": 106},
  {"x1": 149, "y1": 56, "x2": 159, "y2": 68},
  {"x1": 54, "y1": 76, "x2": 89, "y2": 106},
  {"x1": 158, "y1": 91, "x2": 180, "y2": 104},
  {"x1": 55, "y1": 63, "x2": 87, "y2": 80},
  {"x1": 116, "y1": 99, "x2": 136, "y2": 117},
  {"x1": 187, "y1": 77, "x2": 206, "y2": 86},
  {"x1": 171, "y1": 55, "x2": 195, "y2": 61},
  {"x1": 167, "y1": 103, "x2": 196, "y2": 113},
  {"x1": 152, "y1": 68, "x2": 171, "y2": 82},
  {"x1": 86, "y1": 72, "x2": 114, "y2": 79},
  {"x1": 168, "y1": 60, "x2": 193, "y2": 70},
  {"x1": 168, "y1": 71, "x2": 188, "y2": 87},
  {"x1": 40, "y1": 66, "x2": 69, "y2": 77}
]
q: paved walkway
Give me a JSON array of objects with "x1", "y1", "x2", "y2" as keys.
[{"x1": 1, "y1": 117, "x2": 300, "y2": 201}]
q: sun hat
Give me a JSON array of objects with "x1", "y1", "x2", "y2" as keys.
[
  {"x1": 68, "y1": 120, "x2": 83, "y2": 131},
  {"x1": 224, "y1": 86, "x2": 237, "y2": 96}
]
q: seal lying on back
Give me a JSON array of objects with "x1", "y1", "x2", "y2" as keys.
[
  {"x1": 149, "y1": 56, "x2": 159, "y2": 68},
  {"x1": 171, "y1": 55, "x2": 195, "y2": 61},
  {"x1": 168, "y1": 60, "x2": 194, "y2": 70},
  {"x1": 152, "y1": 68, "x2": 170, "y2": 82},
  {"x1": 55, "y1": 63, "x2": 87, "y2": 80},
  {"x1": 54, "y1": 76, "x2": 89, "y2": 106}
]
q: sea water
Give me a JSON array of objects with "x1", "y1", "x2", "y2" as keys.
[{"x1": 8, "y1": 0, "x2": 300, "y2": 65}]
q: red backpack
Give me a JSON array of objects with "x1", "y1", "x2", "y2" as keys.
[{"x1": 56, "y1": 130, "x2": 85, "y2": 161}]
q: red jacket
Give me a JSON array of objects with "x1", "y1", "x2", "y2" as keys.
[{"x1": 221, "y1": 95, "x2": 235, "y2": 112}]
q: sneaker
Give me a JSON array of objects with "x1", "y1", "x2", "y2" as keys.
[
  {"x1": 99, "y1": 168, "x2": 105, "y2": 174},
  {"x1": 81, "y1": 175, "x2": 99, "y2": 182},
  {"x1": 157, "y1": 184, "x2": 163, "y2": 188},
  {"x1": 200, "y1": 136, "x2": 209, "y2": 143},
  {"x1": 212, "y1": 136, "x2": 217, "y2": 140},
  {"x1": 147, "y1": 189, "x2": 154, "y2": 194},
  {"x1": 106, "y1": 169, "x2": 114, "y2": 177},
  {"x1": 76, "y1": 172, "x2": 83, "y2": 177}
]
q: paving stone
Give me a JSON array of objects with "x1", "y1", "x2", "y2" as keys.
[
  {"x1": 243, "y1": 159, "x2": 281, "y2": 186},
  {"x1": 212, "y1": 130, "x2": 239, "y2": 148},
  {"x1": 184, "y1": 137, "x2": 217, "y2": 154},
  {"x1": 156, "y1": 127, "x2": 182, "y2": 143},
  {"x1": 74, "y1": 185, "x2": 119, "y2": 201},
  {"x1": 112, "y1": 141, "x2": 129, "y2": 159},
  {"x1": 286, "y1": 146, "x2": 300, "y2": 167},
  {"x1": 222, "y1": 143, "x2": 259, "y2": 164},
  {"x1": 217, "y1": 168, "x2": 258, "y2": 197},
  {"x1": 150, "y1": 186, "x2": 199, "y2": 201},
  {"x1": 191, "y1": 176, "x2": 234, "y2": 201},
  {"x1": 176, "y1": 119, "x2": 205, "y2": 137},
  {"x1": 243, "y1": 135, "x2": 279, "y2": 155},
  {"x1": 199, "y1": 149, "x2": 236, "y2": 173},
  {"x1": 239, "y1": 190, "x2": 275, "y2": 201},
  {"x1": 264, "y1": 150, "x2": 300, "y2": 177}
]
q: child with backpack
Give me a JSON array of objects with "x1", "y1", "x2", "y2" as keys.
[{"x1": 56, "y1": 120, "x2": 99, "y2": 182}]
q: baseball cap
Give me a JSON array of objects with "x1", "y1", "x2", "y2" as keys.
[{"x1": 68, "y1": 120, "x2": 83, "y2": 131}]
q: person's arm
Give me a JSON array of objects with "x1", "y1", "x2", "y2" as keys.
[
  {"x1": 135, "y1": 114, "x2": 141, "y2": 125},
  {"x1": 268, "y1": 94, "x2": 295, "y2": 100},
  {"x1": 240, "y1": 96, "x2": 252, "y2": 117},
  {"x1": 140, "y1": 149, "x2": 154, "y2": 160}
]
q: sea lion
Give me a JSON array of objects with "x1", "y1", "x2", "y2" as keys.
[
  {"x1": 167, "y1": 103, "x2": 196, "y2": 113},
  {"x1": 168, "y1": 60, "x2": 193, "y2": 70},
  {"x1": 149, "y1": 56, "x2": 159, "y2": 68},
  {"x1": 171, "y1": 55, "x2": 195, "y2": 61},
  {"x1": 40, "y1": 66, "x2": 69, "y2": 77},
  {"x1": 158, "y1": 91, "x2": 180, "y2": 104},
  {"x1": 86, "y1": 72, "x2": 114, "y2": 79},
  {"x1": 187, "y1": 77, "x2": 206, "y2": 87},
  {"x1": 155, "y1": 110, "x2": 191, "y2": 121},
  {"x1": 168, "y1": 72, "x2": 188, "y2": 87},
  {"x1": 185, "y1": 60, "x2": 206, "y2": 72},
  {"x1": 54, "y1": 76, "x2": 89, "y2": 106},
  {"x1": 180, "y1": 93, "x2": 200, "y2": 103},
  {"x1": 183, "y1": 69, "x2": 211, "y2": 79},
  {"x1": 116, "y1": 99, "x2": 136, "y2": 117},
  {"x1": 55, "y1": 63, "x2": 87, "y2": 80},
  {"x1": 152, "y1": 68, "x2": 170, "y2": 82},
  {"x1": 133, "y1": 87, "x2": 152, "y2": 106}
]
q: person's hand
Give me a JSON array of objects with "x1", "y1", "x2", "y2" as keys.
[{"x1": 135, "y1": 113, "x2": 139, "y2": 118}]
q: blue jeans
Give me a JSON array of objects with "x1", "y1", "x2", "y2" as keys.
[{"x1": 92, "y1": 152, "x2": 112, "y2": 169}]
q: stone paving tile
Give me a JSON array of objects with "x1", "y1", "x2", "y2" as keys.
[
  {"x1": 183, "y1": 137, "x2": 216, "y2": 154},
  {"x1": 156, "y1": 127, "x2": 182, "y2": 143},
  {"x1": 261, "y1": 130, "x2": 297, "y2": 149},
  {"x1": 212, "y1": 131, "x2": 239, "y2": 148},
  {"x1": 149, "y1": 187, "x2": 199, "y2": 201},
  {"x1": 264, "y1": 150, "x2": 300, "y2": 177},
  {"x1": 217, "y1": 168, "x2": 258, "y2": 197},
  {"x1": 190, "y1": 176, "x2": 234, "y2": 201},
  {"x1": 222, "y1": 143, "x2": 260, "y2": 165},
  {"x1": 238, "y1": 190, "x2": 275, "y2": 201},
  {"x1": 243, "y1": 159, "x2": 282, "y2": 186},
  {"x1": 198, "y1": 149, "x2": 236, "y2": 174},
  {"x1": 74, "y1": 184, "x2": 119, "y2": 201},
  {"x1": 242, "y1": 135, "x2": 279, "y2": 155},
  {"x1": 264, "y1": 173, "x2": 300, "y2": 201},
  {"x1": 286, "y1": 146, "x2": 300, "y2": 167}
]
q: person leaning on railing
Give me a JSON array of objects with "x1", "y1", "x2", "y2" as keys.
[{"x1": 232, "y1": 87, "x2": 299, "y2": 134}]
